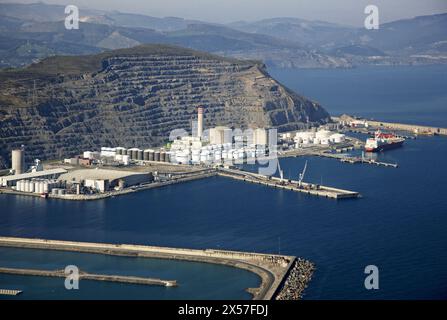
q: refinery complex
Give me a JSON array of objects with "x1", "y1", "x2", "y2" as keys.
[{"x1": 0, "y1": 107, "x2": 412, "y2": 201}]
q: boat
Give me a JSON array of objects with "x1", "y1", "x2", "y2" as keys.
[{"x1": 365, "y1": 130, "x2": 405, "y2": 152}]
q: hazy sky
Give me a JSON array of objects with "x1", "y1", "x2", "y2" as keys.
[{"x1": 5, "y1": 0, "x2": 447, "y2": 26}]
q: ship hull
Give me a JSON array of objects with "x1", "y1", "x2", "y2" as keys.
[{"x1": 365, "y1": 140, "x2": 404, "y2": 152}]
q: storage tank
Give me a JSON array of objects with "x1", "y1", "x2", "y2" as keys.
[
  {"x1": 38, "y1": 181, "x2": 44, "y2": 193},
  {"x1": 137, "y1": 150, "x2": 143, "y2": 160},
  {"x1": 316, "y1": 129, "x2": 332, "y2": 139},
  {"x1": 160, "y1": 152, "x2": 166, "y2": 162},
  {"x1": 330, "y1": 133, "x2": 346, "y2": 143},
  {"x1": 191, "y1": 150, "x2": 201, "y2": 164},
  {"x1": 126, "y1": 149, "x2": 132, "y2": 157},
  {"x1": 166, "y1": 152, "x2": 172, "y2": 163},
  {"x1": 148, "y1": 150, "x2": 155, "y2": 161},
  {"x1": 122, "y1": 155, "x2": 130, "y2": 166},
  {"x1": 11, "y1": 148, "x2": 25, "y2": 175},
  {"x1": 143, "y1": 150, "x2": 150, "y2": 161},
  {"x1": 43, "y1": 182, "x2": 49, "y2": 193},
  {"x1": 131, "y1": 149, "x2": 138, "y2": 160},
  {"x1": 154, "y1": 151, "x2": 160, "y2": 162}
]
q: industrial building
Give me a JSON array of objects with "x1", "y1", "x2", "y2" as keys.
[
  {"x1": 57, "y1": 169, "x2": 153, "y2": 192},
  {"x1": 0, "y1": 168, "x2": 68, "y2": 187}
]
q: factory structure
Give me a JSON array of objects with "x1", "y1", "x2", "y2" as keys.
[
  {"x1": 0, "y1": 146, "x2": 154, "y2": 196},
  {"x1": 0, "y1": 106, "x2": 353, "y2": 199},
  {"x1": 170, "y1": 107, "x2": 271, "y2": 165}
]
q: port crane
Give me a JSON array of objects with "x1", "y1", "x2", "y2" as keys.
[{"x1": 298, "y1": 160, "x2": 308, "y2": 188}]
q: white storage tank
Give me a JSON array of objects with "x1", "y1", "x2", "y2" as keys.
[
  {"x1": 316, "y1": 129, "x2": 332, "y2": 139},
  {"x1": 43, "y1": 182, "x2": 49, "y2": 194},
  {"x1": 191, "y1": 151, "x2": 201, "y2": 164},
  {"x1": 330, "y1": 133, "x2": 346, "y2": 143},
  {"x1": 122, "y1": 155, "x2": 130, "y2": 165},
  {"x1": 38, "y1": 181, "x2": 44, "y2": 193}
]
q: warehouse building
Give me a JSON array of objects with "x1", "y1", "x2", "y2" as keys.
[{"x1": 58, "y1": 169, "x2": 153, "y2": 192}]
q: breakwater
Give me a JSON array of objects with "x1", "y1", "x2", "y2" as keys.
[
  {"x1": 0, "y1": 237, "x2": 312, "y2": 300},
  {"x1": 0, "y1": 267, "x2": 176, "y2": 287},
  {"x1": 275, "y1": 259, "x2": 315, "y2": 300}
]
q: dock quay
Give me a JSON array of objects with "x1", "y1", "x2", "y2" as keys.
[
  {"x1": 367, "y1": 119, "x2": 447, "y2": 136},
  {"x1": 334, "y1": 115, "x2": 447, "y2": 136},
  {"x1": 217, "y1": 168, "x2": 360, "y2": 199},
  {"x1": 0, "y1": 236, "x2": 313, "y2": 300},
  {"x1": 0, "y1": 289, "x2": 22, "y2": 296},
  {"x1": 314, "y1": 152, "x2": 398, "y2": 168},
  {"x1": 0, "y1": 267, "x2": 177, "y2": 287},
  {"x1": 0, "y1": 169, "x2": 217, "y2": 201}
]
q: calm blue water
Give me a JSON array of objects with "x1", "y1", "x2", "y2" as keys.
[
  {"x1": 1, "y1": 66, "x2": 447, "y2": 299},
  {"x1": 269, "y1": 65, "x2": 447, "y2": 127},
  {"x1": 0, "y1": 247, "x2": 259, "y2": 300}
]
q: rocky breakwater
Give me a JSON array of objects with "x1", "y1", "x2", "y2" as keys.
[
  {"x1": 275, "y1": 258, "x2": 315, "y2": 300},
  {"x1": 0, "y1": 44, "x2": 330, "y2": 167}
]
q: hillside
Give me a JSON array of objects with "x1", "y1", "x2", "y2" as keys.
[{"x1": 0, "y1": 44, "x2": 330, "y2": 167}]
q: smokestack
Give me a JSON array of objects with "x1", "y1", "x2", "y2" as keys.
[{"x1": 197, "y1": 106, "x2": 204, "y2": 138}]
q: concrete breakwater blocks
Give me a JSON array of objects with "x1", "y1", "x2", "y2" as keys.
[{"x1": 0, "y1": 237, "x2": 315, "y2": 300}]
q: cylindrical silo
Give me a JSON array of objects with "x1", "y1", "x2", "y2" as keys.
[
  {"x1": 43, "y1": 182, "x2": 49, "y2": 194},
  {"x1": 148, "y1": 150, "x2": 155, "y2": 161},
  {"x1": 137, "y1": 150, "x2": 143, "y2": 160},
  {"x1": 143, "y1": 150, "x2": 149, "y2": 161},
  {"x1": 154, "y1": 151, "x2": 160, "y2": 162},
  {"x1": 160, "y1": 152, "x2": 166, "y2": 162},
  {"x1": 11, "y1": 149, "x2": 25, "y2": 175}
]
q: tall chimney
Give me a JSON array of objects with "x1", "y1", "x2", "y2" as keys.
[{"x1": 197, "y1": 106, "x2": 204, "y2": 138}]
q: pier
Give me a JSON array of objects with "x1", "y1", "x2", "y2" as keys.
[
  {"x1": 0, "y1": 267, "x2": 176, "y2": 287},
  {"x1": 0, "y1": 236, "x2": 312, "y2": 300},
  {"x1": 334, "y1": 115, "x2": 447, "y2": 136},
  {"x1": 217, "y1": 168, "x2": 360, "y2": 199},
  {"x1": 315, "y1": 152, "x2": 398, "y2": 168}
]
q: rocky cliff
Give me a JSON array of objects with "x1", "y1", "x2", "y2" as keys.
[{"x1": 0, "y1": 45, "x2": 330, "y2": 167}]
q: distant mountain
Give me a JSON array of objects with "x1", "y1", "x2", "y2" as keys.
[
  {"x1": 0, "y1": 2, "x2": 446, "y2": 69},
  {"x1": 350, "y1": 13, "x2": 447, "y2": 55},
  {"x1": 228, "y1": 17, "x2": 355, "y2": 48},
  {"x1": 0, "y1": 2, "x2": 348, "y2": 69},
  {"x1": 230, "y1": 14, "x2": 447, "y2": 65}
]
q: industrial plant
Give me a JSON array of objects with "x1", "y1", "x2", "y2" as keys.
[{"x1": 0, "y1": 107, "x2": 367, "y2": 201}]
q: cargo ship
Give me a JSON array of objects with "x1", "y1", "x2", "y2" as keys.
[{"x1": 365, "y1": 130, "x2": 405, "y2": 152}]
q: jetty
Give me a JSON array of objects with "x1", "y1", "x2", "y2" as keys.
[
  {"x1": 0, "y1": 236, "x2": 313, "y2": 300},
  {"x1": 217, "y1": 167, "x2": 360, "y2": 199},
  {"x1": 0, "y1": 267, "x2": 176, "y2": 287},
  {"x1": 315, "y1": 152, "x2": 398, "y2": 168}
]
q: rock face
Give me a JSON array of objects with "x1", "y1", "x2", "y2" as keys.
[{"x1": 0, "y1": 45, "x2": 330, "y2": 167}]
